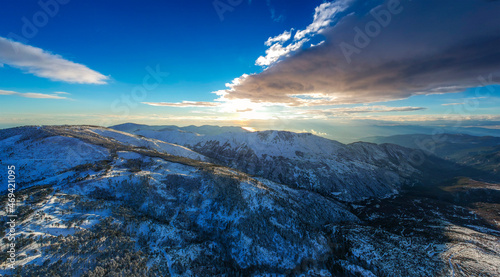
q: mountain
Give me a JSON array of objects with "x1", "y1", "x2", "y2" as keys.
[
  {"x1": 0, "y1": 125, "x2": 358, "y2": 275},
  {"x1": 112, "y1": 123, "x2": 249, "y2": 136},
  {"x1": 110, "y1": 125, "x2": 473, "y2": 202},
  {"x1": 351, "y1": 124, "x2": 500, "y2": 142},
  {"x1": 363, "y1": 133, "x2": 500, "y2": 179},
  {"x1": 0, "y1": 125, "x2": 499, "y2": 276}
]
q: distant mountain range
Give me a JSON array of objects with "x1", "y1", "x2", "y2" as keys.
[
  {"x1": 112, "y1": 122, "x2": 249, "y2": 136},
  {"x1": 364, "y1": 133, "x2": 500, "y2": 179},
  {"x1": 111, "y1": 122, "x2": 500, "y2": 143},
  {"x1": 0, "y1": 124, "x2": 498, "y2": 276}
]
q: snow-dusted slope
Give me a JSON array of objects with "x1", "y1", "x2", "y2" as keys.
[
  {"x1": 88, "y1": 127, "x2": 206, "y2": 161},
  {"x1": 114, "y1": 127, "x2": 456, "y2": 201},
  {"x1": 0, "y1": 125, "x2": 358, "y2": 275},
  {"x1": 192, "y1": 130, "x2": 345, "y2": 159},
  {"x1": 0, "y1": 130, "x2": 110, "y2": 187},
  {"x1": 0, "y1": 125, "x2": 498, "y2": 276},
  {"x1": 0, "y1": 126, "x2": 206, "y2": 189}
]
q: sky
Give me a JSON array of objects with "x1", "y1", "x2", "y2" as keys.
[{"x1": 0, "y1": 0, "x2": 499, "y2": 141}]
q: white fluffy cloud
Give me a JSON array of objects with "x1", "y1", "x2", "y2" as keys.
[
  {"x1": 294, "y1": 1, "x2": 350, "y2": 40},
  {"x1": 264, "y1": 30, "x2": 292, "y2": 46},
  {"x1": 255, "y1": 39, "x2": 307, "y2": 66},
  {"x1": 0, "y1": 36, "x2": 108, "y2": 84},
  {"x1": 256, "y1": 0, "x2": 350, "y2": 67}
]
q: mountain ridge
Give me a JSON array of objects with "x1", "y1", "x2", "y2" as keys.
[{"x1": 109, "y1": 124, "x2": 479, "y2": 202}]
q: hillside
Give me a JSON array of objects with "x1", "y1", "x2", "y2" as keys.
[
  {"x1": 364, "y1": 133, "x2": 500, "y2": 179},
  {"x1": 0, "y1": 125, "x2": 498, "y2": 276},
  {"x1": 110, "y1": 125, "x2": 477, "y2": 201}
]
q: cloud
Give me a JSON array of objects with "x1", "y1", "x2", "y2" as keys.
[
  {"x1": 301, "y1": 129, "x2": 328, "y2": 136},
  {"x1": 441, "y1": 103, "x2": 465, "y2": 106},
  {"x1": 142, "y1": 101, "x2": 220, "y2": 107},
  {"x1": 301, "y1": 105, "x2": 426, "y2": 117},
  {"x1": 255, "y1": 38, "x2": 307, "y2": 66},
  {"x1": 256, "y1": 1, "x2": 350, "y2": 67},
  {"x1": 0, "y1": 89, "x2": 69, "y2": 99},
  {"x1": 347, "y1": 114, "x2": 500, "y2": 123},
  {"x1": 310, "y1": 41, "x2": 325, "y2": 47},
  {"x1": 264, "y1": 30, "x2": 293, "y2": 46},
  {"x1": 226, "y1": 0, "x2": 500, "y2": 106},
  {"x1": 294, "y1": 1, "x2": 350, "y2": 40},
  {"x1": 0, "y1": 36, "x2": 108, "y2": 84}
]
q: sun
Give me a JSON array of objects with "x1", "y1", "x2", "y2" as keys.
[{"x1": 241, "y1": 126, "x2": 257, "y2": 132}]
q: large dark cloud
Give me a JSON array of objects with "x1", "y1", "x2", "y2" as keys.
[{"x1": 225, "y1": 0, "x2": 500, "y2": 106}]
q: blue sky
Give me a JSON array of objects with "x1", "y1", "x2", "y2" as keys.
[{"x1": 0, "y1": 0, "x2": 499, "y2": 139}]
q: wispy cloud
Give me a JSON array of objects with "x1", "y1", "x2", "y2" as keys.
[
  {"x1": 441, "y1": 102, "x2": 465, "y2": 106},
  {"x1": 347, "y1": 114, "x2": 500, "y2": 123},
  {"x1": 0, "y1": 89, "x2": 69, "y2": 99},
  {"x1": 301, "y1": 129, "x2": 328, "y2": 136},
  {"x1": 0, "y1": 36, "x2": 109, "y2": 84},
  {"x1": 142, "y1": 101, "x2": 220, "y2": 107},
  {"x1": 301, "y1": 105, "x2": 426, "y2": 117}
]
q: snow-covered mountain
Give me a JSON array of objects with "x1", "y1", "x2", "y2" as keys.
[
  {"x1": 0, "y1": 125, "x2": 499, "y2": 276},
  {"x1": 0, "y1": 125, "x2": 358, "y2": 275},
  {"x1": 111, "y1": 125, "x2": 462, "y2": 201}
]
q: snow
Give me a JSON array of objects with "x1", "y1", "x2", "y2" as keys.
[
  {"x1": 0, "y1": 134, "x2": 22, "y2": 144},
  {"x1": 194, "y1": 131, "x2": 344, "y2": 160},
  {"x1": 112, "y1": 126, "x2": 421, "y2": 202},
  {"x1": 0, "y1": 134, "x2": 111, "y2": 190},
  {"x1": 1, "y1": 125, "x2": 499, "y2": 276},
  {"x1": 117, "y1": 151, "x2": 143, "y2": 160},
  {"x1": 89, "y1": 127, "x2": 207, "y2": 161}
]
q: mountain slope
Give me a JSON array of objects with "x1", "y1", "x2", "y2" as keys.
[
  {"x1": 0, "y1": 125, "x2": 358, "y2": 275},
  {"x1": 1, "y1": 125, "x2": 499, "y2": 276},
  {"x1": 364, "y1": 133, "x2": 500, "y2": 179},
  {"x1": 112, "y1": 126, "x2": 465, "y2": 201}
]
